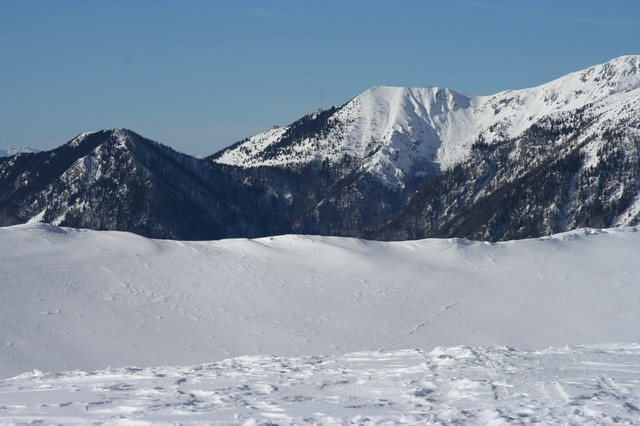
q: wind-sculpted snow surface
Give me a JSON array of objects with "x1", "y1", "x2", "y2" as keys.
[
  {"x1": 2, "y1": 345, "x2": 640, "y2": 424},
  {"x1": 2, "y1": 223, "x2": 640, "y2": 382}
]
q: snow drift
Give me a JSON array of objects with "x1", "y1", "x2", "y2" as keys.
[{"x1": 1, "y1": 223, "x2": 640, "y2": 380}]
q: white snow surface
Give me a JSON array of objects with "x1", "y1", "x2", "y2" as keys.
[
  {"x1": 2, "y1": 344, "x2": 640, "y2": 424},
  {"x1": 215, "y1": 55, "x2": 640, "y2": 187},
  {"x1": 2, "y1": 224, "x2": 640, "y2": 423},
  {"x1": 1, "y1": 223, "x2": 640, "y2": 380}
]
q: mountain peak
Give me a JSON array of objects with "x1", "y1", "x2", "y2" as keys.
[
  {"x1": 3, "y1": 58, "x2": 640, "y2": 243},
  {"x1": 601, "y1": 54, "x2": 640, "y2": 69},
  {"x1": 66, "y1": 128, "x2": 142, "y2": 149},
  {"x1": 562, "y1": 54, "x2": 640, "y2": 95},
  {"x1": 213, "y1": 55, "x2": 640, "y2": 187}
]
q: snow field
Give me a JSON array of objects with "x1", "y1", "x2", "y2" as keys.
[
  {"x1": 1, "y1": 345, "x2": 639, "y2": 424},
  {"x1": 1, "y1": 223, "x2": 640, "y2": 381},
  {"x1": 2, "y1": 224, "x2": 640, "y2": 423}
]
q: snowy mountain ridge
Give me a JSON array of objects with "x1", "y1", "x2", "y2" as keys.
[
  {"x1": 3, "y1": 56, "x2": 640, "y2": 241},
  {"x1": 214, "y1": 55, "x2": 640, "y2": 187}
]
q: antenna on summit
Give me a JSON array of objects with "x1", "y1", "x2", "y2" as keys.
[{"x1": 318, "y1": 89, "x2": 323, "y2": 113}]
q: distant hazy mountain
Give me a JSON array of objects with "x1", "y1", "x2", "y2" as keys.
[
  {"x1": 0, "y1": 146, "x2": 40, "y2": 157},
  {"x1": 1, "y1": 55, "x2": 639, "y2": 240}
]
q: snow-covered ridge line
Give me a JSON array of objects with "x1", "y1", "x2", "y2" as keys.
[
  {"x1": 214, "y1": 55, "x2": 640, "y2": 187},
  {"x1": 2, "y1": 222, "x2": 640, "y2": 381}
]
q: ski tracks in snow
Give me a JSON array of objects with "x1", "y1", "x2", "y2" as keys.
[{"x1": 381, "y1": 301, "x2": 457, "y2": 352}]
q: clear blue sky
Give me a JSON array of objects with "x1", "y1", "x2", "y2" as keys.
[{"x1": 1, "y1": 0, "x2": 639, "y2": 155}]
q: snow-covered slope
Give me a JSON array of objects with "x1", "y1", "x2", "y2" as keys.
[
  {"x1": 2, "y1": 223, "x2": 640, "y2": 381},
  {"x1": 215, "y1": 55, "x2": 640, "y2": 187},
  {"x1": 3, "y1": 345, "x2": 640, "y2": 424}
]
